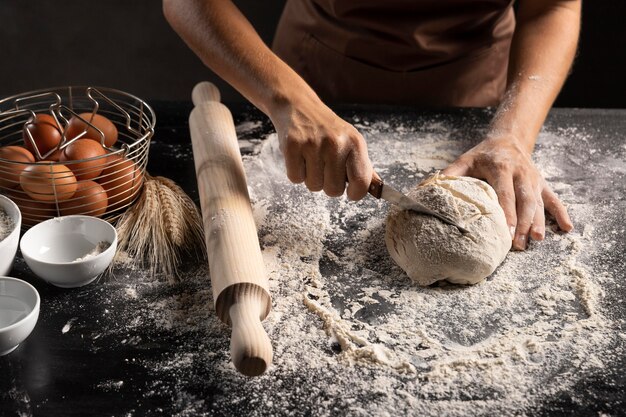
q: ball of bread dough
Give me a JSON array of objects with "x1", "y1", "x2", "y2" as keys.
[{"x1": 385, "y1": 174, "x2": 512, "y2": 286}]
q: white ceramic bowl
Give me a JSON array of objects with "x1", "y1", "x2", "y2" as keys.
[
  {"x1": 0, "y1": 276, "x2": 40, "y2": 355},
  {"x1": 20, "y1": 215, "x2": 117, "y2": 288},
  {"x1": 0, "y1": 195, "x2": 22, "y2": 276}
]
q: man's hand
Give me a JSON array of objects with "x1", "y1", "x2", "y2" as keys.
[
  {"x1": 442, "y1": 136, "x2": 573, "y2": 250},
  {"x1": 270, "y1": 96, "x2": 373, "y2": 201},
  {"x1": 164, "y1": 0, "x2": 373, "y2": 201},
  {"x1": 441, "y1": 0, "x2": 580, "y2": 250}
]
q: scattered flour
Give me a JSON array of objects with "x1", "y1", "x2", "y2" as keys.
[
  {"x1": 40, "y1": 112, "x2": 625, "y2": 416},
  {"x1": 235, "y1": 120, "x2": 263, "y2": 135},
  {"x1": 61, "y1": 317, "x2": 78, "y2": 334},
  {"x1": 96, "y1": 380, "x2": 124, "y2": 391},
  {"x1": 242, "y1": 133, "x2": 616, "y2": 403}
]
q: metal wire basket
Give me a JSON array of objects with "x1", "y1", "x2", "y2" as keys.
[{"x1": 0, "y1": 86, "x2": 155, "y2": 227}]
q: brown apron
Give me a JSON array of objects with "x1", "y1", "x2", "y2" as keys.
[{"x1": 273, "y1": 0, "x2": 515, "y2": 107}]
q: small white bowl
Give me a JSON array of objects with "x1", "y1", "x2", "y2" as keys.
[
  {"x1": 0, "y1": 195, "x2": 22, "y2": 276},
  {"x1": 0, "y1": 276, "x2": 40, "y2": 355},
  {"x1": 20, "y1": 215, "x2": 117, "y2": 288}
]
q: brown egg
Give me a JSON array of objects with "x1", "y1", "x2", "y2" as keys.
[
  {"x1": 0, "y1": 145, "x2": 35, "y2": 188},
  {"x1": 5, "y1": 187, "x2": 56, "y2": 226},
  {"x1": 59, "y1": 139, "x2": 107, "y2": 181},
  {"x1": 59, "y1": 180, "x2": 108, "y2": 217},
  {"x1": 65, "y1": 113, "x2": 118, "y2": 147},
  {"x1": 47, "y1": 149, "x2": 63, "y2": 161},
  {"x1": 23, "y1": 113, "x2": 63, "y2": 158},
  {"x1": 98, "y1": 155, "x2": 142, "y2": 211},
  {"x1": 20, "y1": 162, "x2": 77, "y2": 202}
]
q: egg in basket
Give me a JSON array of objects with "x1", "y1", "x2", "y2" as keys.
[{"x1": 0, "y1": 86, "x2": 155, "y2": 227}]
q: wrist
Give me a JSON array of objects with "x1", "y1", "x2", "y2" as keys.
[
  {"x1": 486, "y1": 125, "x2": 535, "y2": 155},
  {"x1": 265, "y1": 73, "x2": 322, "y2": 121},
  {"x1": 483, "y1": 130, "x2": 535, "y2": 157}
]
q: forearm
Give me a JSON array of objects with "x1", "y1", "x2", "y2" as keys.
[
  {"x1": 164, "y1": 0, "x2": 373, "y2": 201},
  {"x1": 162, "y1": 0, "x2": 318, "y2": 118},
  {"x1": 490, "y1": 0, "x2": 581, "y2": 153}
]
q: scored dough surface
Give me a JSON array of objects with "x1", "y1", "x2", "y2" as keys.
[{"x1": 385, "y1": 174, "x2": 512, "y2": 286}]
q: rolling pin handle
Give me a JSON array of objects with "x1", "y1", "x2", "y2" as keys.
[
  {"x1": 192, "y1": 81, "x2": 221, "y2": 105},
  {"x1": 229, "y1": 293, "x2": 273, "y2": 377}
]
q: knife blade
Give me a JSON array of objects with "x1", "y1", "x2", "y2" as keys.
[{"x1": 369, "y1": 174, "x2": 468, "y2": 234}]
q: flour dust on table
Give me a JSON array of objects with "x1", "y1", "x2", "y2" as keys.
[{"x1": 60, "y1": 112, "x2": 624, "y2": 416}]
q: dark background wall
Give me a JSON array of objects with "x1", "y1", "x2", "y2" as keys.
[{"x1": 0, "y1": 1, "x2": 623, "y2": 108}]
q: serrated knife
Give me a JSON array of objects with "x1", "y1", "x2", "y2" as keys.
[{"x1": 369, "y1": 174, "x2": 468, "y2": 234}]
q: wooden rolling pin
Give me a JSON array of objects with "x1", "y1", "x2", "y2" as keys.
[{"x1": 189, "y1": 81, "x2": 272, "y2": 376}]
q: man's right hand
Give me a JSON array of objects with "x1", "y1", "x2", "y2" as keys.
[
  {"x1": 163, "y1": 0, "x2": 373, "y2": 201},
  {"x1": 269, "y1": 95, "x2": 373, "y2": 201}
]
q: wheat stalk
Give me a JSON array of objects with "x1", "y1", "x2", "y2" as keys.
[
  {"x1": 111, "y1": 173, "x2": 206, "y2": 281},
  {"x1": 157, "y1": 180, "x2": 184, "y2": 247},
  {"x1": 156, "y1": 175, "x2": 206, "y2": 254}
]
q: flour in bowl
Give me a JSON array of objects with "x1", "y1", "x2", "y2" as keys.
[
  {"x1": 73, "y1": 241, "x2": 112, "y2": 262},
  {"x1": 0, "y1": 208, "x2": 15, "y2": 242}
]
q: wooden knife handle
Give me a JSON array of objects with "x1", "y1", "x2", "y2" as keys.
[
  {"x1": 189, "y1": 81, "x2": 272, "y2": 376},
  {"x1": 368, "y1": 171, "x2": 384, "y2": 199}
]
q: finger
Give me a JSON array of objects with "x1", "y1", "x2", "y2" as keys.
[
  {"x1": 441, "y1": 158, "x2": 470, "y2": 177},
  {"x1": 281, "y1": 139, "x2": 306, "y2": 184},
  {"x1": 513, "y1": 178, "x2": 537, "y2": 251},
  {"x1": 345, "y1": 139, "x2": 373, "y2": 201},
  {"x1": 323, "y1": 153, "x2": 348, "y2": 197},
  {"x1": 542, "y1": 186, "x2": 574, "y2": 232},
  {"x1": 530, "y1": 188, "x2": 545, "y2": 241},
  {"x1": 491, "y1": 176, "x2": 517, "y2": 241},
  {"x1": 304, "y1": 153, "x2": 325, "y2": 192},
  {"x1": 284, "y1": 154, "x2": 306, "y2": 184}
]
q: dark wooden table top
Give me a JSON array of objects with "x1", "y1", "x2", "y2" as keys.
[{"x1": 1, "y1": 103, "x2": 625, "y2": 417}]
